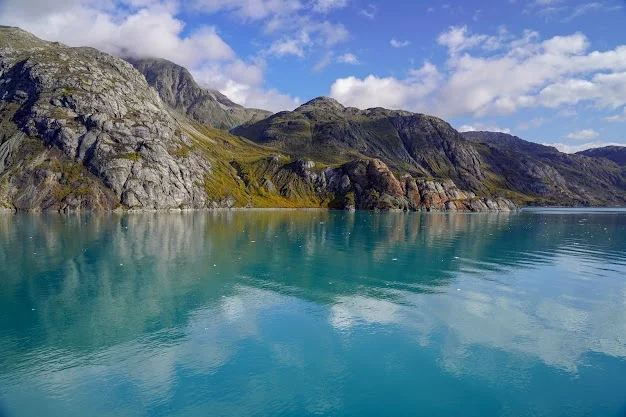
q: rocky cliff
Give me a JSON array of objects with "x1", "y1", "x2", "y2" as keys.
[
  {"x1": 126, "y1": 58, "x2": 271, "y2": 130},
  {"x1": 0, "y1": 27, "x2": 514, "y2": 212},
  {"x1": 0, "y1": 26, "x2": 211, "y2": 211}
]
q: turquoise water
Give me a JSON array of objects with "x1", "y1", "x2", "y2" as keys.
[{"x1": 1, "y1": 209, "x2": 626, "y2": 417}]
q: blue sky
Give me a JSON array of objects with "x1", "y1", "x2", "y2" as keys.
[{"x1": 1, "y1": 0, "x2": 625, "y2": 152}]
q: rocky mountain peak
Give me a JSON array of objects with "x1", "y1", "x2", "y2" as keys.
[
  {"x1": 126, "y1": 57, "x2": 271, "y2": 130},
  {"x1": 298, "y1": 96, "x2": 345, "y2": 112}
]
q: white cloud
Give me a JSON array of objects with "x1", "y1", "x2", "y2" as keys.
[
  {"x1": 266, "y1": 20, "x2": 348, "y2": 58},
  {"x1": 0, "y1": 0, "x2": 300, "y2": 111},
  {"x1": 0, "y1": 3, "x2": 235, "y2": 68},
  {"x1": 312, "y1": 0, "x2": 348, "y2": 13},
  {"x1": 359, "y1": 4, "x2": 376, "y2": 19},
  {"x1": 390, "y1": 38, "x2": 410, "y2": 48},
  {"x1": 527, "y1": 0, "x2": 623, "y2": 21},
  {"x1": 268, "y1": 38, "x2": 305, "y2": 57},
  {"x1": 329, "y1": 27, "x2": 626, "y2": 118},
  {"x1": 605, "y1": 107, "x2": 626, "y2": 123},
  {"x1": 436, "y1": 25, "x2": 506, "y2": 55},
  {"x1": 330, "y1": 62, "x2": 441, "y2": 110},
  {"x1": 194, "y1": 0, "x2": 303, "y2": 21},
  {"x1": 544, "y1": 142, "x2": 625, "y2": 153},
  {"x1": 459, "y1": 123, "x2": 512, "y2": 134},
  {"x1": 337, "y1": 53, "x2": 359, "y2": 65},
  {"x1": 565, "y1": 129, "x2": 599, "y2": 140}
]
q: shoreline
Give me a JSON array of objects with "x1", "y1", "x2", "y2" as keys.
[{"x1": 0, "y1": 207, "x2": 520, "y2": 214}]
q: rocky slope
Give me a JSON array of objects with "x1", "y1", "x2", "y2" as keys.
[
  {"x1": 576, "y1": 146, "x2": 626, "y2": 166},
  {"x1": 462, "y1": 132, "x2": 626, "y2": 206},
  {"x1": 232, "y1": 97, "x2": 487, "y2": 192},
  {"x1": 233, "y1": 98, "x2": 625, "y2": 207},
  {"x1": 126, "y1": 57, "x2": 271, "y2": 130},
  {"x1": 0, "y1": 27, "x2": 513, "y2": 212},
  {"x1": 0, "y1": 26, "x2": 212, "y2": 211}
]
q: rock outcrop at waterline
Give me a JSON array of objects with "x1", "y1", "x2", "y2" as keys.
[
  {"x1": 222, "y1": 156, "x2": 517, "y2": 212},
  {"x1": 0, "y1": 26, "x2": 515, "y2": 212},
  {"x1": 323, "y1": 158, "x2": 516, "y2": 212}
]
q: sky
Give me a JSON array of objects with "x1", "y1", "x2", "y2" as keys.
[{"x1": 1, "y1": 0, "x2": 625, "y2": 152}]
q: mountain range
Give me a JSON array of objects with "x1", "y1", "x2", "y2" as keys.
[{"x1": 0, "y1": 26, "x2": 624, "y2": 212}]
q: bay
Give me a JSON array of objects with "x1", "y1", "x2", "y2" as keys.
[{"x1": 1, "y1": 209, "x2": 626, "y2": 417}]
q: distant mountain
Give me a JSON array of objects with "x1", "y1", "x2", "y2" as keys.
[
  {"x1": 126, "y1": 57, "x2": 272, "y2": 130},
  {"x1": 234, "y1": 101, "x2": 626, "y2": 207},
  {"x1": 576, "y1": 146, "x2": 626, "y2": 166},
  {"x1": 0, "y1": 27, "x2": 514, "y2": 212},
  {"x1": 461, "y1": 131, "x2": 626, "y2": 206},
  {"x1": 232, "y1": 97, "x2": 489, "y2": 192}
]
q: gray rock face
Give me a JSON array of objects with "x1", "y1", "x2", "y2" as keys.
[
  {"x1": 126, "y1": 57, "x2": 272, "y2": 130},
  {"x1": 0, "y1": 26, "x2": 210, "y2": 210},
  {"x1": 239, "y1": 156, "x2": 516, "y2": 212},
  {"x1": 321, "y1": 159, "x2": 516, "y2": 212}
]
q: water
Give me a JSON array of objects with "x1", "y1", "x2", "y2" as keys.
[{"x1": 1, "y1": 209, "x2": 626, "y2": 417}]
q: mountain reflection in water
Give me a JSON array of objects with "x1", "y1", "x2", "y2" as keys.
[{"x1": 1, "y1": 210, "x2": 625, "y2": 417}]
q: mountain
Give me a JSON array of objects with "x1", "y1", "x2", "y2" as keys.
[
  {"x1": 576, "y1": 146, "x2": 626, "y2": 166},
  {"x1": 232, "y1": 97, "x2": 488, "y2": 192},
  {"x1": 0, "y1": 27, "x2": 514, "y2": 212},
  {"x1": 461, "y1": 131, "x2": 626, "y2": 206},
  {"x1": 126, "y1": 57, "x2": 272, "y2": 130},
  {"x1": 234, "y1": 100, "x2": 626, "y2": 207}
]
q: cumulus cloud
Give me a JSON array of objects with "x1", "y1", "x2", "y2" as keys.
[
  {"x1": 1, "y1": 1, "x2": 234, "y2": 68},
  {"x1": 330, "y1": 62, "x2": 441, "y2": 110},
  {"x1": 437, "y1": 25, "x2": 487, "y2": 54},
  {"x1": 0, "y1": 0, "x2": 300, "y2": 111},
  {"x1": 329, "y1": 26, "x2": 626, "y2": 118},
  {"x1": 565, "y1": 129, "x2": 599, "y2": 140},
  {"x1": 191, "y1": 59, "x2": 301, "y2": 111}
]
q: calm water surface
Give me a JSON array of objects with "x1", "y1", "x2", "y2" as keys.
[{"x1": 1, "y1": 209, "x2": 626, "y2": 417}]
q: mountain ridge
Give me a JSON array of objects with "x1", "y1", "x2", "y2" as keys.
[
  {"x1": 0, "y1": 27, "x2": 517, "y2": 212},
  {"x1": 576, "y1": 146, "x2": 626, "y2": 166},
  {"x1": 234, "y1": 101, "x2": 626, "y2": 207},
  {"x1": 232, "y1": 96, "x2": 487, "y2": 192}
]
